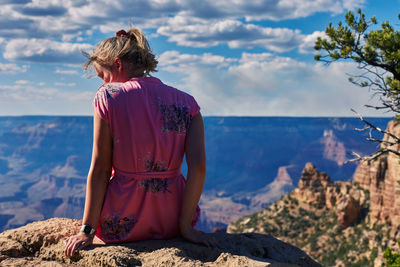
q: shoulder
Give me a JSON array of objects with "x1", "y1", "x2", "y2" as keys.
[
  {"x1": 94, "y1": 82, "x2": 125, "y2": 103},
  {"x1": 158, "y1": 80, "x2": 196, "y2": 102},
  {"x1": 97, "y1": 82, "x2": 124, "y2": 97},
  {"x1": 93, "y1": 83, "x2": 125, "y2": 123},
  {"x1": 157, "y1": 81, "x2": 200, "y2": 117}
]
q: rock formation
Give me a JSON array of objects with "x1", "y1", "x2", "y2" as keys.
[
  {"x1": 320, "y1": 129, "x2": 346, "y2": 166},
  {"x1": 336, "y1": 195, "x2": 361, "y2": 230},
  {"x1": 354, "y1": 120, "x2": 400, "y2": 232},
  {"x1": 293, "y1": 163, "x2": 364, "y2": 229},
  {"x1": 0, "y1": 218, "x2": 320, "y2": 267},
  {"x1": 228, "y1": 120, "x2": 400, "y2": 266},
  {"x1": 227, "y1": 163, "x2": 381, "y2": 265},
  {"x1": 296, "y1": 162, "x2": 331, "y2": 206}
]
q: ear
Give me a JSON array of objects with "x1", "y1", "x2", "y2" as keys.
[{"x1": 113, "y1": 58, "x2": 123, "y2": 72}]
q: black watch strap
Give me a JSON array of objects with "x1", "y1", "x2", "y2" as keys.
[{"x1": 80, "y1": 224, "x2": 96, "y2": 236}]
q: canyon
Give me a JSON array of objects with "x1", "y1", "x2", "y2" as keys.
[
  {"x1": 228, "y1": 120, "x2": 400, "y2": 266},
  {"x1": 0, "y1": 116, "x2": 391, "y2": 232}
]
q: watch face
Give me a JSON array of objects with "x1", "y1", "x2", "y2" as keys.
[
  {"x1": 84, "y1": 226, "x2": 91, "y2": 234},
  {"x1": 82, "y1": 225, "x2": 92, "y2": 234}
]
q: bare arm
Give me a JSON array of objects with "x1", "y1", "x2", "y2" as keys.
[
  {"x1": 179, "y1": 113, "x2": 217, "y2": 247},
  {"x1": 82, "y1": 111, "x2": 113, "y2": 227},
  {"x1": 180, "y1": 112, "x2": 206, "y2": 231},
  {"x1": 64, "y1": 111, "x2": 112, "y2": 257}
]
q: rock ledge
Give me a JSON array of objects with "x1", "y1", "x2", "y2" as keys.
[{"x1": 0, "y1": 218, "x2": 320, "y2": 266}]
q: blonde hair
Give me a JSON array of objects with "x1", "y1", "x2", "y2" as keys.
[{"x1": 84, "y1": 28, "x2": 158, "y2": 76}]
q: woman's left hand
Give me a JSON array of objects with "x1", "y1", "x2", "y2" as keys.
[
  {"x1": 180, "y1": 226, "x2": 219, "y2": 248},
  {"x1": 64, "y1": 232, "x2": 94, "y2": 257}
]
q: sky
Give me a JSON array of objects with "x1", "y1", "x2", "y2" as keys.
[{"x1": 0, "y1": 0, "x2": 399, "y2": 116}]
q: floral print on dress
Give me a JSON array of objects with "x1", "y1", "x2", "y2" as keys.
[
  {"x1": 100, "y1": 214, "x2": 137, "y2": 241},
  {"x1": 95, "y1": 84, "x2": 121, "y2": 102},
  {"x1": 145, "y1": 158, "x2": 168, "y2": 172},
  {"x1": 159, "y1": 101, "x2": 193, "y2": 133},
  {"x1": 138, "y1": 178, "x2": 171, "y2": 193}
]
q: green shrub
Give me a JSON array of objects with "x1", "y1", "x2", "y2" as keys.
[
  {"x1": 308, "y1": 211, "x2": 318, "y2": 220},
  {"x1": 310, "y1": 237, "x2": 318, "y2": 251},
  {"x1": 370, "y1": 247, "x2": 378, "y2": 262},
  {"x1": 361, "y1": 237, "x2": 369, "y2": 250},
  {"x1": 354, "y1": 226, "x2": 362, "y2": 237},
  {"x1": 384, "y1": 240, "x2": 400, "y2": 267},
  {"x1": 375, "y1": 232, "x2": 383, "y2": 243},
  {"x1": 337, "y1": 244, "x2": 347, "y2": 260},
  {"x1": 351, "y1": 256, "x2": 370, "y2": 267}
]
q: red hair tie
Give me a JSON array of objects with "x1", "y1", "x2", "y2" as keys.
[{"x1": 116, "y1": 30, "x2": 129, "y2": 38}]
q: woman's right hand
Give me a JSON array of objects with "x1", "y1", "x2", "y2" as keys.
[
  {"x1": 64, "y1": 232, "x2": 94, "y2": 257},
  {"x1": 180, "y1": 226, "x2": 219, "y2": 248}
]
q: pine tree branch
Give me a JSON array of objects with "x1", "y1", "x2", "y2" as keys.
[
  {"x1": 346, "y1": 109, "x2": 400, "y2": 162},
  {"x1": 351, "y1": 109, "x2": 400, "y2": 141}
]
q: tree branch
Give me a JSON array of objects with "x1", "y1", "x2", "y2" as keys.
[{"x1": 347, "y1": 109, "x2": 400, "y2": 162}]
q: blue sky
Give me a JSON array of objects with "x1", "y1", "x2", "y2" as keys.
[{"x1": 0, "y1": 0, "x2": 398, "y2": 116}]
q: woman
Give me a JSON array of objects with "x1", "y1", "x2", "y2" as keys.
[{"x1": 64, "y1": 28, "x2": 215, "y2": 257}]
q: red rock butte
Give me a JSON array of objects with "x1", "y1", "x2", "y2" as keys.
[{"x1": 354, "y1": 120, "x2": 400, "y2": 232}]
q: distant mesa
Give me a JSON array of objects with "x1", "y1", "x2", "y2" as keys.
[{"x1": 320, "y1": 129, "x2": 347, "y2": 166}]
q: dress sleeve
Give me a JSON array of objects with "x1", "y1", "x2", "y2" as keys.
[
  {"x1": 189, "y1": 95, "x2": 200, "y2": 117},
  {"x1": 93, "y1": 86, "x2": 110, "y2": 123}
]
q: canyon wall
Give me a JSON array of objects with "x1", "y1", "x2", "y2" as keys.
[{"x1": 354, "y1": 120, "x2": 400, "y2": 232}]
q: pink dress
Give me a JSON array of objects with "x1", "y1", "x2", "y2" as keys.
[{"x1": 93, "y1": 77, "x2": 201, "y2": 243}]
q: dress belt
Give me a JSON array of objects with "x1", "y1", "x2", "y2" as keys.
[{"x1": 113, "y1": 168, "x2": 181, "y2": 180}]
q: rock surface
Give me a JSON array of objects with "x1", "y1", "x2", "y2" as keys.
[
  {"x1": 293, "y1": 163, "x2": 363, "y2": 229},
  {"x1": 336, "y1": 196, "x2": 361, "y2": 230},
  {"x1": 296, "y1": 162, "x2": 331, "y2": 205},
  {"x1": 0, "y1": 218, "x2": 320, "y2": 267},
  {"x1": 354, "y1": 120, "x2": 400, "y2": 232}
]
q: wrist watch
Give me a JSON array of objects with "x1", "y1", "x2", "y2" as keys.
[{"x1": 80, "y1": 224, "x2": 96, "y2": 236}]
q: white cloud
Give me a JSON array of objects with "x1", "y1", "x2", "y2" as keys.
[
  {"x1": 157, "y1": 16, "x2": 304, "y2": 52},
  {"x1": 298, "y1": 31, "x2": 326, "y2": 54},
  {"x1": 157, "y1": 17, "x2": 328, "y2": 53},
  {"x1": 181, "y1": 0, "x2": 365, "y2": 21},
  {"x1": 159, "y1": 50, "x2": 237, "y2": 72},
  {"x1": 342, "y1": 0, "x2": 366, "y2": 10},
  {"x1": 0, "y1": 0, "x2": 364, "y2": 40},
  {"x1": 4, "y1": 39, "x2": 92, "y2": 63},
  {"x1": 0, "y1": 63, "x2": 28, "y2": 73},
  {"x1": 54, "y1": 82, "x2": 76, "y2": 87},
  {"x1": 0, "y1": 0, "x2": 372, "y2": 117},
  {"x1": 0, "y1": 83, "x2": 94, "y2": 115},
  {"x1": 19, "y1": 1, "x2": 67, "y2": 17},
  {"x1": 158, "y1": 50, "x2": 388, "y2": 117},
  {"x1": 55, "y1": 68, "x2": 78, "y2": 75},
  {"x1": 15, "y1": 80, "x2": 30, "y2": 85}
]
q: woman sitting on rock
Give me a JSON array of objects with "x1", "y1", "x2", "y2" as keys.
[{"x1": 64, "y1": 28, "x2": 215, "y2": 257}]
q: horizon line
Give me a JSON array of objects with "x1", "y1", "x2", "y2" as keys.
[{"x1": 0, "y1": 115, "x2": 394, "y2": 119}]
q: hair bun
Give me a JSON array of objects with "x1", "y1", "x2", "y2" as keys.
[
  {"x1": 84, "y1": 27, "x2": 158, "y2": 76},
  {"x1": 116, "y1": 29, "x2": 135, "y2": 39}
]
